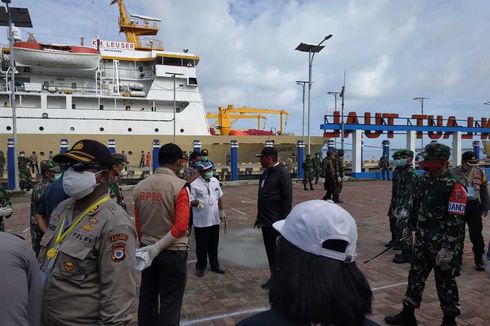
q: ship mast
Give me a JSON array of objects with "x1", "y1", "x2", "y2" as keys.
[{"x1": 110, "y1": 0, "x2": 162, "y2": 51}]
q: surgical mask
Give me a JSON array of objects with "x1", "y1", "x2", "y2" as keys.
[
  {"x1": 394, "y1": 159, "x2": 408, "y2": 167},
  {"x1": 203, "y1": 171, "x2": 213, "y2": 180},
  {"x1": 202, "y1": 156, "x2": 208, "y2": 161},
  {"x1": 55, "y1": 173, "x2": 62, "y2": 180},
  {"x1": 62, "y1": 167, "x2": 101, "y2": 200}
]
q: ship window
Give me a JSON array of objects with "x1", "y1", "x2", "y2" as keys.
[
  {"x1": 99, "y1": 105, "x2": 104, "y2": 110},
  {"x1": 39, "y1": 126, "x2": 44, "y2": 131},
  {"x1": 163, "y1": 57, "x2": 181, "y2": 66},
  {"x1": 154, "y1": 128, "x2": 159, "y2": 132},
  {"x1": 183, "y1": 59, "x2": 194, "y2": 67},
  {"x1": 188, "y1": 77, "x2": 198, "y2": 86},
  {"x1": 138, "y1": 66, "x2": 144, "y2": 72},
  {"x1": 6, "y1": 126, "x2": 11, "y2": 131},
  {"x1": 128, "y1": 128, "x2": 132, "y2": 132},
  {"x1": 99, "y1": 127, "x2": 104, "y2": 132},
  {"x1": 40, "y1": 152, "x2": 45, "y2": 156},
  {"x1": 23, "y1": 67, "x2": 32, "y2": 73},
  {"x1": 128, "y1": 151, "x2": 133, "y2": 155},
  {"x1": 125, "y1": 105, "x2": 130, "y2": 111},
  {"x1": 71, "y1": 83, "x2": 76, "y2": 89},
  {"x1": 180, "y1": 128, "x2": 184, "y2": 133},
  {"x1": 70, "y1": 127, "x2": 75, "y2": 131},
  {"x1": 72, "y1": 103, "x2": 76, "y2": 110},
  {"x1": 176, "y1": 108, "x2": 181, "y2": 113}
]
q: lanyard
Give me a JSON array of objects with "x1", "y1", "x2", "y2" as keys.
[
  {"x1": 54, "y1": 195, "x2": 110, "y2": 245},
  {"x1": 460, "y1": 167, "x2": 474, "y2": 185}
]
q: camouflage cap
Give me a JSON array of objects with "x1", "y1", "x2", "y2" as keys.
[
  {"x1": 420, "y1": 143, "x2": 450, "y2": 161},
  {"x1": 40, "y1": 160, "x2": 61, "y2": 174},
  {"x1": 392, "y1": 149, "x2": 414, "y2": 159}
]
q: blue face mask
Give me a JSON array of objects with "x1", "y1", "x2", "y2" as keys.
[
  {"x1": 202, "y1": 156, "x2": 208, "y2": 161},
  {"x1": 204, "y1": 171, "x2": 213, "y2": 179},
  {"x1": 394, "y1": 159, "x2": 408, "y2": 167}
]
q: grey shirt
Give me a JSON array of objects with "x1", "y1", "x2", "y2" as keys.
[{"x1": 0, "y1": 232, "x2": 42, "y2": 326}]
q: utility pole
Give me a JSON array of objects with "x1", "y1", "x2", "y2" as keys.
[
  {"x1": 296, "y1": 80, "x2": 308, "y2": 141},
  {"x1": 327, "y1": 91, "x2": 340, "y2": 148},
  {"x1": 340, "y1": 72, "x2": 346, "y2": 150},
  {"x1": 413, "y1": 97, "x2": 429, "y2": 149},
  {"x1": 165, "y1": 72, "x2": 184, "y2": 143}
]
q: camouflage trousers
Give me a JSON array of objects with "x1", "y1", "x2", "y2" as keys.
[
  {"x1": 395, "y1": 217, "x2": 413, "y2": 250},
  {"x1": 30, "y1": 219, "x2": 43, "y2": 256},
  {"x1": 0, "y1": 217, "x2": 4, "y2": 231},
  {"x1": 403, "y1": 243, "x2": 460, "y2": 316},
  {"x1": 334, "y1": 179, "x2": 343, "y2": 201},
  {"x1": 303, "y1": 174, "x2": 313, "y2": 188},
  {"x1": 388, "y1": 214, "x2": 397, "y2": 242}
]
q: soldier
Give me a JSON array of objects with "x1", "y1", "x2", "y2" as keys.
[
  {"x1": 0, "y1": 150, "x2": 5, "y2": 179},
  {"x1": 18, "y1": 151, "x2": 33, "y2": 192},
  {"x1": 0, "y1": 182, "x2": 12, "y2": 232},
  {"x1": 389, "y1": 149, "x2": 419, "y2": 264},
  {"x1": 312, "y1": 152, "x2": 322, "y2": 185},
  {"x1": 108, "y1": 153, "x2": 129, "y2": 211},
  {"x1": 322, "y1": 150, "x2": 338, "y2": 201},
  {"x1": 385, "y1": 143, "x2": 467, "y2": 326},
  {"x1": 30, "y1": 160, "x2": 59, "y2": 255},
  {"x1": 38, "y1": 139, "x2": 136, "y2": 325},
  {"x1": 302, "y1": 154, "x2": 314, "y2": 191},
  {"x1": 378, "y1": 153, "x2": 390, "y2": 180},
  {"x1": 451, "y1": 151, "x2": 490, "y2": 271},
  {"x1": 386, "y1": 151, "x2": 401, "y2": 248},
  {"x1": 30, "y1": 151, "x2": 39, "y2": 174},
  {"x1": 334, "y1": 149, "x2": 345, "y2": 203}
]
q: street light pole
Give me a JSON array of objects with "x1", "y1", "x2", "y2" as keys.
[
  {"x1": 413, "y1": 97, "x2": 429, "y2": 149},
  {"x1": 296, "y1": 80, "x2": 308, "y2": 141},
  {"x1": 165, "y1": 72, "x2": 183, "y2": 144},
  {"x1": 296, "y1": 34, "x2": 332, "y2": 155},
  {"x1": 327, "y1": 91, "x2": 340, "y2": 148}
]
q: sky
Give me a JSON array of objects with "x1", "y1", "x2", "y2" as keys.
[{"x1": 2, "y1": 0, "x2": 490, "y2": 157}]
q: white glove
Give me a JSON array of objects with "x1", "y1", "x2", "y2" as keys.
[
  {"x1": 0, "y1": 206, "x2": 12, "y2": 217},
  {"x1": 197, "y1": 200, "x2": 205, "y2": 208},
  {"x1": 402, "y1": 228, "x2": 412, "y2": 241},
  {"x1": 436, "y1": 248, "x2": 453, "y2": 271},
  {"x1": 219, "y1": 210, "x2": 226, "y2": 222},
  {"x1": 337, "y1": 176, "x2": 342, "y2": 183},
  {"x1": 135, "y1": 231, "x2": 176, "y2": 271}
]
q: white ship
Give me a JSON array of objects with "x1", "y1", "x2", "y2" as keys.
[{"x1": 0, "y1": 0, "x2": 209, "y2": 142}]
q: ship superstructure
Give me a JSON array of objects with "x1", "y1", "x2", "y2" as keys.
[{"x1": 0, "y1": 0, "x2": 210, "y2": 138}]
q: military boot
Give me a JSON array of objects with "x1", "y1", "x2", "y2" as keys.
[
  {"x1": 384, "y1": 304, "x2": 417, "y2": 325},
  {"x1": 393, "y1": 250, "x2": 411, "y2": 264},
  {"x1": 441, "y1": 313, "x2": 456, "y2": 326},
  {"x1": 475, "y1": 255, "x2": 485, "y2": 272},
  {"x1": 304, "y1": 184, "x2": 309, "y2": 191},
  {"x1": 310, "y1": 183, "x2": 314, "y2": 190}
]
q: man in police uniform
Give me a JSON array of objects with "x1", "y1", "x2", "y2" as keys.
[
  {"x1": 38, "y1": 139, "x2": 137, "y2": 325},
  {"x1": 30, "y1": 160, "x2": 59, "y2": 256},
  {"x1": 451, "y1": 151, "x2": 490, "y2": 271},
  {"x1": 385, "y1": 143, "x2": 467, "y2": 326},
  {"x1": 191, "y1": 161, "x2": 226, "y2": 277}
]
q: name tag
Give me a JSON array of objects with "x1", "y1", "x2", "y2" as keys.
[{"x1": 467, "y1": 186, "x2": 475, "y2": 199}]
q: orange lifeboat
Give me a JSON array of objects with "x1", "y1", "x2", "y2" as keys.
[{"x1": 12, "y1": 39, "x2": 100, "y2": 70}]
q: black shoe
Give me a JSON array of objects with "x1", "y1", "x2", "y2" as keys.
[
  {"x1": 261, "y1": 279, "x2": 271, "y2": 289},
  {"x1": 304, "y1": 188, "x2": 309, "y2": 191},
  {"x1": 385, "y1": 305, "x2": 417, "y2": 325},
  {"x1": 211, "y1": 267, "x2": 225, "y2": 274},
  {"x1": 334, "y1": 199, "x2": 343, "y2": 203},
  {"x1": 310, "y1": 187, "x2": 314, "y2": 190},
  {"x1": 475, "y1": 262, "x2": 485, "y2": 272},
  {"x1": 441, "y1": 314, "x2": 456, "y2": 326},
  {"x1": 196, "y1": 269, "x2": 204, "y2": 277}
]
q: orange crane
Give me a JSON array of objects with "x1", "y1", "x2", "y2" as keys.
[
  {"x1": 110, "y1": 0, "x2": 163, "y2": 50},
  {"x1": 206, "y1": 105, "x2": 288, "y2": 135},
  {"x1": 207, "y1": 112, "x2": 267, "y2": 131}
]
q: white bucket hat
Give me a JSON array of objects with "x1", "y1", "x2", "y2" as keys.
[{"x1": 273, "y1": 200, "x2": 358, "y2": 262}]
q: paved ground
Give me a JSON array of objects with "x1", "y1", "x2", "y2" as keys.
[{"x1": 4, "y1": 180, "x2": 490, "y2": 325}]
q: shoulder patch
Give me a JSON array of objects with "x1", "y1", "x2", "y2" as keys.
[
  {"x1": 110, "y1": 233, "x2": 129, "y2": 242},
  {"x1": 448, "y1": 183, "x2": 467, "y2": 215}
]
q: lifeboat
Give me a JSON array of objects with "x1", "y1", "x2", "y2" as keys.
[{"x1": 12, "y1": 40, "x2": 101, "y2": 70}]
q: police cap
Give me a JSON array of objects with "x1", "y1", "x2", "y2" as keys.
[
  {"x1": 53, "y1": 139, "x2": 114, "y2": 168},
  {"x1": 461, "y1": 151, "x2": 478, "y2": 164}
]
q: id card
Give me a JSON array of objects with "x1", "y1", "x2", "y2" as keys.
[{"x1": 467, "y1": 186, "x2": 475, "y2": 199}]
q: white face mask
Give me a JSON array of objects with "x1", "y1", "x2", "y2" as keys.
[{"x1": 62, "y1": 167, "x2": 101, "y2": 200}]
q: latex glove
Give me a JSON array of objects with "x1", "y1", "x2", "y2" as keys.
[
  {"x1": 402, "y1": 228, "x2": 412, "y2": 241},
  {"x1": 483, "y1": 210, "x2": 488, "y2": 217},
  {"x1": 219, "y1": 210, "x2": 226, "y2": 222},
  {"x1": 135, "y1": 231, "x2": 176, "y2": 271},
  {"x1": 0, "y1": 206, "x2": 12, "y2": 217},
  {"x1": 436, "y1": 248, "x2": 453, "y2": 271},
  {"x1": 196, "y1": 199, "x2": 205, "y2": 208},
  {"x1": 337, "y1": 176, "x2": 342, "y2": 183}
]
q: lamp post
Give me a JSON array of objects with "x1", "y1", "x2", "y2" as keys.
[
  {"x1": 295, "y1": 34, "x2": 333, "y2": 154},
  {"x1": 413, "y1": 97, "x2": 429, "y2": 149},
  {"x1": 165, "y1": 72, "x2": 183, "y2": 143},
  {"x1": 296, "y1": 80, "x2": 308, "y2": 140},
  {"x1": 328, "y1": 91, "x2": 340, "y2": 147}
]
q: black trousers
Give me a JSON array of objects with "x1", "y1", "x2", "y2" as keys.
[
  {"x1": 464, "y1": 200, "x2": 485, "y2": 258},
  {"x1": 261, "y1": 225, "x2": 281, "y2": 273},
  {"x1": 138, "y1": 249, "x2": 188, "y2": 326},
  {"x1": 323, "y1": 176, "x2": 337, "y2": 200},
  {"x1": 194, "y1": 224, "x2": 220, "y2": 271}
]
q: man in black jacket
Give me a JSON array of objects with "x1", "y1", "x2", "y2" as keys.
[{"x1": 255, "y1": 147, "x2": 292, "y2": 289}]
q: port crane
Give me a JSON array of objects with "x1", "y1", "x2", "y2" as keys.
[
  {"x1": 206, "y1": 105, "x2": 288, "y2": 135},
  {"x1": 207, "y1": 112, "x2": 267, "y2": 131}
]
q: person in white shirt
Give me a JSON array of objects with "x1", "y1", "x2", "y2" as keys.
[{"x1": 190, "y1": 161, "x2": 226, "y2": 277}]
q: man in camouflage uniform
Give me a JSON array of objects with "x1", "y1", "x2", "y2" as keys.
[
  {"x1": 312, "y1": 152, "x2": 322, "y2": 185},
  {"x1": 379, "y1": 153, "x2": 390, "y2": 180},
  {"x1": 322, "y1": 150, "x2": 338, "y2": 201},
  {"x1": 109, "y1": 153, "x2": 128, "y2": 211},
  {"x1": 385, "y1": 143, "x2": 467, "y2": 326},
  {"x1": 386, "y1": 151, "x2": 401, "y2": 248},
  {"x1": 451, "y1": 151, "x2": 490, "y2": 271},
  {"x1": 0, "y1": 182, "x2": 12, "y2": 231},
  {"x1": 389, "y1": 149, "x2": 419, "y2": 264},
  {"x1": 0, "y1": 150, "x2": 5, "y2": 179},
  {"x1": 18, "y1": 151, "x2": 33, "y2": 192},
  {"x1": 302, "y1": 154, "x2": 314, "y2": 191},
  {"x1": 30, "y1": 160, "x2": 59, "y2": 255},
  {"x1": 333, "y1": 149, "x2": 345, "y2": 203}
]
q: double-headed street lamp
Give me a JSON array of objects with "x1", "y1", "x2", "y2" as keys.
[
  {"x1": 484, "y1": 101, "x2": 490, "y2": 105},
  {"x1": 296, "y1": 80, "x2": 308, "y2": 140},
  {"x1": 413, "y1": 97, "x2": 429, "y2": 149},
  {"x1": 327, "y1": 91, "x2": 340, "y2": 112},
  {"x1": 295, "y1": 34, "x2": 333, "y2": 154}
]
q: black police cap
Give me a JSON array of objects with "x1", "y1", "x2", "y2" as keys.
[{"x1": 53, "y1": 139, "x2": 114, "y2": 168}]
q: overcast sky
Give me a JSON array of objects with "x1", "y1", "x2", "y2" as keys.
[{"x1": 3, "y1": 0, "x2": 490, "y2": 155}]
